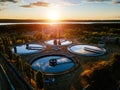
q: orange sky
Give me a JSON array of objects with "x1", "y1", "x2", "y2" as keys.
[{"x1": 0, "y1": 0, "x2": 120, "y2": 20}]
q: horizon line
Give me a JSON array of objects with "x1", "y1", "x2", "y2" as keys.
[{"x1": 0, "y1": 19, "x2": 120, "y2": 22}]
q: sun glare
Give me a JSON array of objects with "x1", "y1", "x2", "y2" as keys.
[{"x1": 47, "y1": 9, "x2": 59, "y2": 21}]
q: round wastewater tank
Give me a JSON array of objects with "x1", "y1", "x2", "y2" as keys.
[
  {"x1": 12, "y1": 44, "x2": 45, "y2": 55},
  {"x1": 68, "y1": 45, "x2": 106, "y2": 56},
  {"x1": 31, "y1": 55, "x2": 79, "y2": 75},
  {"x1": 45, "y1": 39, "x2": 72, "y2": 46}
]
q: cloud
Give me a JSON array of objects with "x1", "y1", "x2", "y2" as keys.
[
  {"x1": 112, "y1": 0, "x2": 120, "y2": 4},
  {"x1": 32, "y1": 1, "x2": 50, "y2": 7},
  {"x1": 113, "y1": 16, "x2": 120, "y2": 19},
  {"x1": 87, "y1": 0, "x2": 110, "y2": 1},
  {"x1": 0, "y1": 7, "x2": 5, "y2": 11},
  {"x1": 20, "y1": 0, "x2": 81, "y2": 8},
  {"x1": 87, "y1": 0, "x2": 111, "y2": 2},
  {"x1": 20, "y1": 1, "x2": 50, "y2": 8},
  {"x1": 85, "y1": 0, "x2": 120, "y2": 4},
  {"x1": 20, "y1": 4, "x2": 33, "y2": 8},
  {"x1": 0, "y1": 0, "x2": 18, "y2": 3},
  {"x1": 86, "y1": 0, "x2": 120, "y2": 4},
  {"x1": 0, "y1": 0, "x2": 20, "y2": 11},
  {"x1": 58, "y1": 0, "x2": 81, "y2": 6},
  {"x1": 117, "y1": 16, "x2": 120, "y2": 18}
]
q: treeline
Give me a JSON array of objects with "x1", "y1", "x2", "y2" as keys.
[
  {"x1": 0, "y1": 19, "x2": 120, "y2": 23},
  {"x1": 0, "y1": 19, "x2": 46, "y2": 23},
  {"x1": 61, "y1": 24, "x2": 120, "y2": 32},
  {"x1": 0, "y1": 24, "x2": 43, "y2": 34},
  {"x1": 0, "y1": 23, "x2": 120, "y2": 44},
  {"x1": 0, "y1": 24, "x2": 120, "y2": 34}
]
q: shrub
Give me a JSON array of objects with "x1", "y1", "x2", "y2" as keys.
[{"x1": 80, "y1": 53, "x2": 120, "y2": 90}]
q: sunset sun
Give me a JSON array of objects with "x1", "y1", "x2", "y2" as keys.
[{"x1": 47, "y1": 9, "x2": 59, "y2": 21}]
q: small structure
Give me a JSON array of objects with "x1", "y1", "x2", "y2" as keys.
[
  {"x1": 98, "y1": 41, "x2": 105, "y2": 48},
  {"x1": 49, "y1": 59, "x2": 57, "y2": 66}
]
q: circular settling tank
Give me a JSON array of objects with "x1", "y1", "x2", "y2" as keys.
[
  {"x1": 68, "y1": 45, "x2": 106, "y2": 56},
  {"x1": 45, "y1": 39, "x2": 72, "y2": 46},
  {"x1": 12, "y1": 44, "x2": 45, "y2": 55},
  {"x1": 31, "y1": 55, "x2": 78, "y2": 75}
]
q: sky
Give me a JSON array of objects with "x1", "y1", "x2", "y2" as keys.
[{"x1": 0, "y1": 0, "x2": 120, "y2": 20}]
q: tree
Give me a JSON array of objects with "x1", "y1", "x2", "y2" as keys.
[
  {"x1": 33, "y1": 32, "x2": 42, "y2": 41},
  {"x1": 15, "y1": 55, "x2": 23, "y2": 72},
  {"x1": 115, "y1": 37, "x2": 119, "y2": 44},
  {"x1": 24, "y1": 63, "x2": 32, "y2": 83},
  {"x1": 0, "y1": 44, "x2": 5, "y2": 53},
  {"x1": 11, "y1": 36, "x2": 17, "y2": 45},
  {"x1": 110, "y1": 53, "x2": 120, "y2": 80},
  {"x1": 35, "y1": 71, "x2": 44, "y2": 90},
  {"x1": 6, "y1": 47, "x2": 13, "y2": 60}
]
